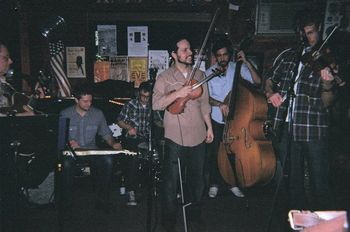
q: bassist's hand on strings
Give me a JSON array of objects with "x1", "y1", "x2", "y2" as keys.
[
  {"x1": 219, "y1": 103, "x2": 229, "y2": 117},
  {"x1": 236, "y1": 50, "x2": 247, "y2": 63}
]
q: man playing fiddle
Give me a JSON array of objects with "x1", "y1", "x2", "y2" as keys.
[
  {"x1": 152, "y1": 35, "x2": 213, "y2": 232},
  {"x1": 264, "y1": 10, "x2": 339, "y2": 210},
  {"x1": 206, "y1": 37, "x2": 261, "y2": 198}
]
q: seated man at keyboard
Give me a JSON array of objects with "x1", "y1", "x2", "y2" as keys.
[{"x1": 60, "y1": 84, "x2": 122, "y2": 212}]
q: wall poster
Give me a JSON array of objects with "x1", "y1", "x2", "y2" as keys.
[
  {"x1": 66, "y1": 47, "x2": 86, "y2": 78},
  {"x1": 128, "y1": 57, "x2": 148, "y2": 87},
  {"x1": 94, "y1": 61, "x2": 110, "y2": 83},
  {"x1": 127, "y1": 26, "x2": 148, "y2": 57},
  {"x1": 110, "y1": 56, "x2": 128, "y2": 82},
  {"x1": 148, "y1": 50, "x2": 169, "y2": 78},
  {"x1": 97, "y1": 25, "x2": 117, "y2": 56}
]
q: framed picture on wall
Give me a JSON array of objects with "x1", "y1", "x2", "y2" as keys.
[{"x1": 66, "y1": 47, "x2": 86, "y2": 78}]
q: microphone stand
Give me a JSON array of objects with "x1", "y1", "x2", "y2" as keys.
[
  {"x1": 56, "y1": 117, "x2": 71, "y2": 232},
  {"x1": 56, "y1": 146, "x2": 64, "y2": 232},
  {"x1": 146, "y1": 75, "x2": 161, "y2": 232},
  {"x1": 266, "y1": 43, "x2": 304, "y2": 232}
]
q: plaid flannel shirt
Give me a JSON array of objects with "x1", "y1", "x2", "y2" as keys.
[
  {"x1": 117, "y1": 98, "x2": 151, "y2": 139},
  {"x1": 266, "y1": 47, "x2": 331, "y2": 142}
]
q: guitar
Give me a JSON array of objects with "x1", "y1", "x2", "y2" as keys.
[{"x1": 0, "y1": 81, "x2": 33, "y2": 114}]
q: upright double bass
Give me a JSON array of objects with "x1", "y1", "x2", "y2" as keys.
[{"x1": 217, "y1": 37, "x2": 276, "y2": 188}]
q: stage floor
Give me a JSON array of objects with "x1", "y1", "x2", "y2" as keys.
[{"x1": 2, "y1": 151, "x2": 350, "y2": 232}]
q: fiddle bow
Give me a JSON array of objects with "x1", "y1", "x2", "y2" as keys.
[
  {"x1": 167, "y1": 8, "x2": 220, "y2": 114},
  {"x1": 167, "y1": 68, "x2": 224, "y2": 114},
  {"x1": 301, "y1": 26, "x2": 344, "y2": 86}
]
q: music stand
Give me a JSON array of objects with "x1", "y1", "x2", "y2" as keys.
[{"x1": 0, "y1": 114, "x2": 60, "y2": 231}]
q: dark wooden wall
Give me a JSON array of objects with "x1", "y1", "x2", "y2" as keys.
[
  {"x1": 1, "y1": 0, "x2": 328, "y2": 86},
  {"x1": 2, "y1": 0, "x2": 350, "y2": 151}
]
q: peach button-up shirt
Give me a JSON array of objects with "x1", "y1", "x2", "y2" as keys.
[{"x1": 152, "y1": 65, "x2": 211, "y2": 147}]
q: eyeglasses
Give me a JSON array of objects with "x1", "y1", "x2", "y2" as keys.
[
  {"x1": 0, "y1": 54, "x2": 10, "y2": 62},
  {"x1": 140, "y1": 94, "x2": 150, "y2": 99}
]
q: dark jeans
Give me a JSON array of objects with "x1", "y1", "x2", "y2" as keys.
[
  {"x1": 206, "y1": 120, "x2": 224, "y2": 186},
  {"x1": 274, "y1": 125, "x2": 333, "y2": 210},
  {"x1": 161, "y1": 139, "x2": 206, "y2": 225},
  {"x1": 62, "y1": 155, "x2": 113, "y2": 205}
]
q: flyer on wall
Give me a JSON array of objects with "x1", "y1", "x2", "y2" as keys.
[{"x1": 66, "y1": 47, "x2": 86, "y2": 78}]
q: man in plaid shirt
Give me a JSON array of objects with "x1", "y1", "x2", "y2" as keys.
[
  {"x1": 117, "y1": 81, "x2": 159, "y2": 206},
  {"x1": 264, "y1": 11, "x2": 339, "y2": 210}
]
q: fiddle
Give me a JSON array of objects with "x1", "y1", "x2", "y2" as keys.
[
  {"x1": 167, "y1": 68, "x2": 223, "y2": 114},
  {"x1": 300, "y1": 26, "x2": 345, "y2": 86}
]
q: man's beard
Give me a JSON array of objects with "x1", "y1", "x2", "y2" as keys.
[
  {"x1": 218, "y1": 60, "x2": 228, "y2": 68},
  {"x1": 177, "y1": 55, "x2": 193, "y2": 66}
]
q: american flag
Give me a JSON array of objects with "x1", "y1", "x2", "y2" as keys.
[{"x1": 49, "y1": 40, "x2": 71, "y2": 97}]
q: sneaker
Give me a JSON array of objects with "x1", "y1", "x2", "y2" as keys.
[
  {"x1": 208, "y1": 186, "x2": 218, "y2": 198},
  {"x1": 229, "y1": 187, "x2": 245, "y2": 198},
  {"x1": 127, "y1": 191, "x2": 137, "y2": 206}
]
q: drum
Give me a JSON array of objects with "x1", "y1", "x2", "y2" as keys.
[
  {"x1": 137, "y1": 142, "x2": 159, "y2": 162},
  {"x1": 136, "y1": 141, "x2": 161, "y2": 186}
]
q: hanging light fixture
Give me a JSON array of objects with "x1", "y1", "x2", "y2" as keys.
[{"x1": 41, "y1": 16, "x2": 65, "y2": 39}]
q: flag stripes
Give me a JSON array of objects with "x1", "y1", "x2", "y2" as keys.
[{"x1": 49, "y1": 40, "x2": 71, "y2": 97}]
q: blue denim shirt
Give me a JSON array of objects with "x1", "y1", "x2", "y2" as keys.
[{"x1": 60, "y1": 105, "x2": 112, "y2": 149}]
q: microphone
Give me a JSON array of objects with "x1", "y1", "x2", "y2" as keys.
[
  {"x1": 5, "y1": 69, "x2": 36, "y2": 83},
  {"x1": 5, "y1": 68, "x2": 14, "y2": 79},
  {"x1": 36, "y1": 70, "x2": 52, "y2": 96},
  {"x1": 37, "y1": 70, "x2": 52, "y2": 86}
]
